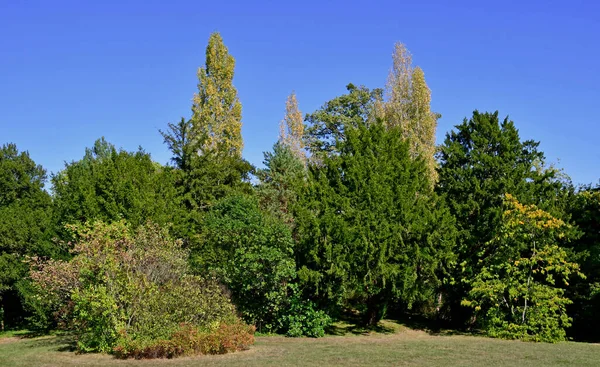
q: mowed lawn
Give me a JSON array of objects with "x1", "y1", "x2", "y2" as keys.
[{"x1": 1, "y1": 326, "x2": 599, "y2": 367}]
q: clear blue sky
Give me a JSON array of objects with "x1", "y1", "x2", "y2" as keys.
[{"x1": 1, "y1": 0, "x2": 598, "y2": 185}]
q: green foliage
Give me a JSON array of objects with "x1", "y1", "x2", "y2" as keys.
[
  {"x1": 279, "y1": 287, "x2": 331, "y2": 338},
  {"x1": 296, "y1": 86, "x2": 456, "y2": 325},
  {"x1": 437, "y1": 111, "x2": 572, "y2": 324},
  {"x1": 52, "y1": 138, "x2": 182, "y2": 232},
  {"x1": 462, "y1": 195, "x2": 583, "y2": 342},
  {"x1": 0, "y1": 143, "x2": 57, "y2": 329},
  {"x1": 28, "y1": 221, "x2": 239, "y2": 353},
  {"x1": 305, "y1": 84, "x2": 382, "y2": 160},
  {"x1": 566, "y1": 186, "x2": 600, "y2": 341},
  {"x1": 194, "y1": 195, "x2": 297, "y2": 333},
  {"x1": 256, "y1": 142, "x2": 306, "y2": 225}
]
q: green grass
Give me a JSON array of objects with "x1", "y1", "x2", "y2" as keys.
[{"x1": 1, "y1": 323, "x2": 599, "y2": 367}]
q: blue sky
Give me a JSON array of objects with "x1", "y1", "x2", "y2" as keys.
[{"x1": 1, "y1": 0, "x2": 598, "y2": 185}]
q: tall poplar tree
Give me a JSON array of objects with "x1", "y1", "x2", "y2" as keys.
[
  {"x1": 385, "y1": 43, "x2": 439, "y2": 184},
  {"x1": 192, "y1": 32, "x2": 243, "y2": 157},
  {"x1": 161, "y1": 33, "x2": 251, "y2": 213},
  {"x1": 279, "y1": 92, "x2": 306, "y2": 164}
]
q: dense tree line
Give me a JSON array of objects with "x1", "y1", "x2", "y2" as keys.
[{"x1": 1, "y1": 32, "x2": 599, "y2": 352}]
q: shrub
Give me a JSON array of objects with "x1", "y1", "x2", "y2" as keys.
[
  {"x1": 113, "y1": 321, "x2": 255, "y2": 359},
  {"x1": 279, "y1": 293, "x2": 331, "y2": 338},
  {"x1": 28, "y1": 221, "x2": 244, "y2": 354}
]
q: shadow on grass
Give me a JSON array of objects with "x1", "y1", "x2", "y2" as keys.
[
  {"x1": 19, "y1": 333, "x2": 77, "y2": 352},
  {"x1": 326, "y1": 311, "x2": 482, "y2": 338}
]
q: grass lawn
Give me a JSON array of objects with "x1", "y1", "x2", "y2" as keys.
[{"x1": 1, "y1": 322, "x2": 599, "y2": 367}]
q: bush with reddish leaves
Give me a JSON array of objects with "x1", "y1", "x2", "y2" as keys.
[{"x1": 113, "y1": 321, "x2": 255, "y2": 359}]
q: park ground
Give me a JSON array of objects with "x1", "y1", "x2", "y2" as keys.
[{"x1": 1, "y1": 321, "x2": 599, "y2": 367}]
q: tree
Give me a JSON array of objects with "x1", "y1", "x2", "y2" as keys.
[
  {"x1": 192, "y1": 32, "x2": 243, "y2": 157},
  {"x1": 437, "y1": 111, "x2": 572, "y2": 325},
  {"x1": 0, "y1": 143, "x2": 57, "y2": 330},
  {"x1": 462, "y1": 194, "x2": 582, "y2": 342},
  {"x1": 256, "y1": 142, "x2": 305, "y2": 226},
  {"x1": 297, "y1": 88, "x2": 456, "y2": 325},
  {"x1": 161, "y1": 33, "x2": 252, "y2": 214},
  {"x1": 305, "y1": 83, "x2": 381, "y2": 159},
  {"x1": 385, "y1": 42, "x2": 439, "y2": 184},
  {"x1": 52, "y1": 138, "x2": 182, "y2": 232},
  {"x1": 566, "y1": 185, "x2": 600, "y2": 341},
  {"x1": 192, "y1": 195, "x2": 296, "y2": 332},
  {"x1": 160, "y1": 117, "x2": 194, "y2": 172},
  {"x1": 279, "y1": 92, "x2": 306, "y2": 164}
]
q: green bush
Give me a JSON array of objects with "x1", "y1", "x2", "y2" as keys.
[
  {"x1": 280, "y1": 296, "x2": 331, "y2": 338},
  {"x1": 28, "y1": 221, "x2": 244, "y2": 355},
  {"x1": 194, "y1": 195, "x2": 297, "y2": 333}
]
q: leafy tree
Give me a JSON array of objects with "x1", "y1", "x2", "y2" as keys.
[
  {"x1": 297, "y1": 89, "x2": 456, "y2": 325},
  {"x1": 462, "y1": 194, "x2": 582, "y2": 342},
  {"x1": 385, "y1": 42, "x2": 439, "y2": 183},
  {"x1": 0, "y1": 143, "x2": 57, "y2": 329},
  {"x1": 192, "y1": 32, "x2": 243, "y2": 157},
  {"x1": 161, "y1": 33, "x2": 252, "y2": 214},
  {"x1": 51, "y1": 138, "x2": 182, "y2": 235},
  {"x1": 436, "y1": 111, "x2": 571, "y2": 325},
  {"x1": 194, "y1": 194, "x2": 330, "y2": 336},
  {"x1": 305, "y1": 84, "x2": 382, "y2": 160}
]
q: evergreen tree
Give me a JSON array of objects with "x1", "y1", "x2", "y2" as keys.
[
  {"x1": 0, "y1": 143, "x2": 56, "y2": 329},
  {"x1": 297, "y1": 88, "x2": 456, "y2": 325},
  {"x1": 566, "y1": 185, "x2": 600, "y2": 341},
  {"x1": 437, "y1": 111, "x2": 571, "y2": 325},
  {"x1": 52, "y1": 138, "x2": 182, "y2": 231},
  {"x1": 256, "y1": 142, "x2": 305, "y2": 226},
  {"x1": 385, "y1": 42, "x2": 439, "y2": 184}
]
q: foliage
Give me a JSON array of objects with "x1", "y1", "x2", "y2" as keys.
[
  {"x1": 462, "y1": 194, "x2": 583, "y2": 342},
  {"x1": 51, "y1": 138, "x2": 182, "y2": 232},
  {"x1": 436, "y1": 111, "x2": 573, "y2": 325},
  {"x1": 194, "y1": 195, "x2": 297, "y2": 333},
  {"x1": 279, "y1": 288, "x2": 331, "y2": 338},
  {"x1": 279, "y1": 92, "x2": 307, "y2": 164},
  {"x1": 305, "y1": 84, "x2": 382, "y2": 160},
  {"x1": 384, "y1": 42, "x2": 439, "y2": 183},
  {"x1": 192, "y1": 32, "x2": 243, "y2": 157},
  {"x1": 113, "y1": 321, "x2": 255, "y2": 359},
  {"x1": 28, "y1": 221, "x2": 239, "y2": 353},
  {"x1": 297, "y1": 88, "x2": 456, "y2": 325},
  {"x1": 566, "y1": 186, "x2": 600, "y2": 341},
  {"x1": 0, "y1": 143, "x2": 57, "y2": 329},
  {"x1": 256, "y1": 142, "x2": 306, "y2": 225}
]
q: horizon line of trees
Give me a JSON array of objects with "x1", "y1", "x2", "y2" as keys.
[{"x1": 1, "y1": 32, "x2": 599, "y2": 353}]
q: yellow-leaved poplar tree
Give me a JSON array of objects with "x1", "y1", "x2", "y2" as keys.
[
  {"x1": 192, "y1": 32, "x2": 243, "y2": 157},
  {"x1": 385, "y1": 42, "x2": 439, "y2": 184}
]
